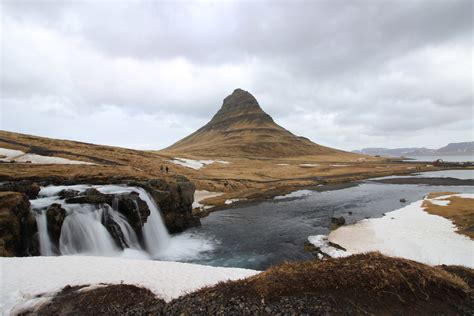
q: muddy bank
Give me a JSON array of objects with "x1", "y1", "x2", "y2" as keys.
[{"x1": 371, "y1": 177, "x2": 474, "y2": 186}]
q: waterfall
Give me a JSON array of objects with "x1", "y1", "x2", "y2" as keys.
[
  {"x1": 29, "y1": 184, "x2": 213, "y2": 261},
  {"x1": 60, "y1": 205, "x2": 119, "y2": 255},
  {"x1": 105, "y1": 203, "x2": 142, "y2": 250},
  {"x1": 30, "y1": 184, "x2": 172, "y2": 258},
  {"x1": 34, "y1": 210, "x2": 55, "y2": 256},
  {"x1": 133, "y1": 188, "x2": 171, "y2": 255}
]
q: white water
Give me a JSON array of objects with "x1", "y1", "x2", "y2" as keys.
[
  {"x1": 30, "y1": 185, "x2": 215, "y2": 261},
  {"x1": 34, "y1": 211, "x2": 56, "y2": 256},
  {"x1": 60, "y1": 205, "x2": 119, "y2": 256}
]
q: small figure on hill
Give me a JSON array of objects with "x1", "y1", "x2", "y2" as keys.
[
  {"x1": 166, "y1": 166, "x2": 169, "y2": 173},
  {"x1": 160, "y1": 165, "x2": 164, "y2": 173}
]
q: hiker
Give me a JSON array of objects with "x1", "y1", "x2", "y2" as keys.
[
  {"x1": 166, "y1": 166, "x2": 169, "y2": 173},
  {"x1": 160, "y1": 165, "x2": 164, "y2": 173}
]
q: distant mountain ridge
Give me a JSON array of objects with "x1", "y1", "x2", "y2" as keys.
[
  {"x1": 164, "y1": 88, "x2": 358, "y2": 158},
  {"x1": 353, "y1": 142, "x2": 474, "y2": 157}
]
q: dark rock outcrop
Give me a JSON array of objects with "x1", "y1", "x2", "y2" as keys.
[
  {"x1": 132, "y1": 177, "x2": 200, "y2": 233},
  {"x1": 102, "y1": 208, "x2": 128, "y2": 249},
  {"x1": 0, "y1": 192, "x2": 35, "y2": 256},
  {"x1": 58, "y1": 189, "x2": 80, "y2": 199},
  {"x1": 115, "y1": 193, "x2": 150, "y2": 237},
  {"x1": 0, "y1": 180, "x2": 40, "y2": 199},
  {"x1": 65, "y1": 188, "x2": 112, "y2": 205},
  {"x1": 46, "y1": 203, "x2": 66, "y2": 248}
]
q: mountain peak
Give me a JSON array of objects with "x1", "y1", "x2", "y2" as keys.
[
  {"x1": 164, "y1": 89, "x2": 350, "y2": 158},
  {"x1": 206, "y1": 89, "x2": 275, "y2": 130},
  {"x1": 221, "y1": 88, "x2": 259, "y2": 110}
]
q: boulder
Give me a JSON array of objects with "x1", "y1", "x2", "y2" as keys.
[
  {"x1": 0, "y1": 192, "x2": 33, "y2": 256},
  {"x1": 58, "y1": 189, "x2": 80, "y2": 199},
  {"x1": 400, "y1": 198, "x2": 407, "y2": 203},
  {"x1": 331, "y1": 216, "x2": 346, "y2": 226},
  {"x1": 0, "y1": 180, "x2": 40, "y2": 199}
]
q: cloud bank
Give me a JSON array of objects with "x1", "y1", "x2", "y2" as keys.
[{"x1": 1, "y1": 0, "x2": 472, "y2": 150}]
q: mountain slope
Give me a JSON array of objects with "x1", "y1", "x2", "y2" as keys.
[
  {"x1": 165, "y1": 89, "x2": 353, "y2": 158},
  {"x1": 354, "y1": 141, "x2": 474, "y2": 157}
]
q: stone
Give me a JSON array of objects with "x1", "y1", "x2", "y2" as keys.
[
  {"x1": 0, "y1": 192, "x2": 32, "y2": 256},
  {"x1": 0, "y1": 180, "x2": 40, "y2": 199},
  {"x1": 58, "y1": 189, "x2": 80, "y2": 199},
  {"x1": 115, "y1": 193, "x2": 150, "y2": 236},
  {"x1": 46, "y1": 203, "x2": 66, "y2": 248},
  {"x1": 65, "y1": 188, "x2": 112, "y2": 205},
  {"x1": 331, "y1": 216, "x2": 346, "y2": 226}
]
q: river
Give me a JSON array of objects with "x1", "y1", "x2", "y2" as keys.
[{"x1": 185, "y1": 170, "x2": 474, "y2": 270}]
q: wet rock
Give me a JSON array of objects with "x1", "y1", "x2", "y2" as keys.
[
  {"x1": 0, "y1": 192, "x2": 32, "y2": 256},
  {"x1": 115, "y1": 193, "x2": 150, "y2": 237},
  {"x1": 46, "y1": 203, "x2": 66, "y2": 248},
  {"x1": 400, "y1": 198, "x2": 407, "y2": 203},
  {"x1": 136, "y1": 176, "x2": 201, "y2": 233},
  {"x1": 65, "y1": 188, "x2": 112, "y2": 205},
  {"x1": 0, "y1": 180, "x2": 40, "y2": 199},
  {"x1": 331, "y1": 216, "x2": 346, "y2": 226},
  {"x1": 102, "y1": 208, "x2": 128, "y2": 249},
  {"x1": 58, "y1": 189, "x2": 80, "y2": 199}
]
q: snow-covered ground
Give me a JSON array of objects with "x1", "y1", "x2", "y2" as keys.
[
  {"x1": 300, "y1": 163, "x2": 319, "y2": 167},
  {"x1": 169, "y1": 157, "x2": 230, "y2": 170},
  {"x1": 307, "y1": 235, "x2": 349, "y2": 259},
  {"x1": 1, "y1": 256, "x2": 259, "y2": 315},
  {"x1": 224, "y1": 198, "x2": 246, "y2": 205},
  {"x1": 319, "y1": 194, "x2": 474, "y2": 267},
  {"x1": 0, "y1": 148, "x2": 94, "y2": 165},
  {"x1": 193, "y1": 190, "x2": 223, "y2": 209}
]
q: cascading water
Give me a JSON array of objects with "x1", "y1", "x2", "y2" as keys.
[
  {"x1": 29, "y1": 184, "x2": 214, "y2": 261},
  {"x1": 34, "y1": 210, "x2": 55, "y2": 256},
  {"x1": 59, "y1": 205, "x2": 119, "y2": 256},
  {"x1": 135, "y1": 188, "x2": 171, "y2": 255}
]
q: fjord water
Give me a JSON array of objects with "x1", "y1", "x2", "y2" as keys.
[{"x1": 186, "y1": 170, "x2": 474, "y2": 270}]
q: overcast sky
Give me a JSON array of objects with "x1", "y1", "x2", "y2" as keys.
[{"x1": 1, "y1": 0, "x2": 472, "y2": 151}]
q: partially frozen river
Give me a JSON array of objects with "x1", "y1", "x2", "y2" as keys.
[{"x1": 186, "y1": 170, "x2": 474, "y2": 270}]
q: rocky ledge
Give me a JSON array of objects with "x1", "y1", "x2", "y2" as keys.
[
  {"x1": 0, "y1": 175, "x2": 200, "y2": 256},
  {"x1": 0, "y1": 192, "x2": 35, "y2": 256}
]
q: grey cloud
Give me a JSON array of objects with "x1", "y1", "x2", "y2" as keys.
[{"x1": 0, "y1": 0, "x2": 472, "y2": 150}]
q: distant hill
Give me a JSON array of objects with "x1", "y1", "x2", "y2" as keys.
[
  {"x1": 353, "y1": 142, "x2": 474, "y2": 157},
  {"x1": 164, "y1": 89, "x2": 358, "y2": 159}
]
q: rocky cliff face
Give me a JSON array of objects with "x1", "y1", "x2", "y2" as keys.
[
  {"x1": 164, "y1": 88, "x2": 351, "y2": 158},
  {"x1": 133, "y1": 176, "x2": 200, "y2": 233},
  {"x1": 0, "y1": 192, "x2": 37, "y2": 256}
]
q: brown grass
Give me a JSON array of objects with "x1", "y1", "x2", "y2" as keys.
[
  {"x1": 0, "y1": 130, "x2": 444, "y2": 207},
  {"x1": 423, "y1": 193, "x2": 474, "y2": 239},
  {"x1": 185, "y1": 253, "x2": 472, "y2": 314}
]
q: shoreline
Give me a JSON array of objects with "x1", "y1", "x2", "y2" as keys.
[
  {"x1": 193, "y1": 167, "x2": 474, "y2": 217},
  {"x1": 317, "y1": 193, "x2": 474, "y2": 267}
]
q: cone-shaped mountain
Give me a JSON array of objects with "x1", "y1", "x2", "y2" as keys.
[{"x1": 165, "y1": 89, "x2": 350, "y2": 158}]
